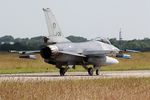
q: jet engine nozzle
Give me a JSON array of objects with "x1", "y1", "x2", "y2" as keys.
[{"x1": 40, "y1": 45, "x2": 59, "y2": 59}]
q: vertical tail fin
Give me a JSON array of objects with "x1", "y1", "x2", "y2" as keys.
[{"x1": 43, "y1": 8, "x2": 70, "y2": 43}]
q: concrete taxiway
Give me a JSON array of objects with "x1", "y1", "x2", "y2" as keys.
[{"x1": 0, "y1": 70, "x2": 150, "y2": 81}]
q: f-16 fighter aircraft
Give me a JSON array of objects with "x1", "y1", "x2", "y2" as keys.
[{"x1": 40, "y1": 8, "x2": 120, "y2": 76}]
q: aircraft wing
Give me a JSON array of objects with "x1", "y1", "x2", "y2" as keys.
[
  {"x1": 116, "y1": 49, "x2": 140, "y2": 59},
  {"x1": 121, "y1": 49, "x2": 140, "y2": 53},
  {"x1": 10, "y1": 50, "x2": 40, "y2": 54},
  {"x1": 9, "y1": 50, "x2": 40, "y2": 59},
  {"x1": 59, "y1": 51, "x2": 86, "y2": 57}
]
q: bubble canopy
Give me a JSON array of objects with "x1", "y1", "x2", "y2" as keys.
[{"x1": 93, "y1": 37, "x2": 111, "y2": 44}]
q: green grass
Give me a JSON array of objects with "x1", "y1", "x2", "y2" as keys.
[
  {"x1": 1, "y1": 78, "x2": 150, "y2": 100},
  {"x1": 0, "y1": 67, "x2": 58, "y2": 74},
  {"x1": 0, "y1": 52, "x2": 150, "y2": 74},
  {"x1": 101, "y1": 52, "x2": 150, "y2": 71}
]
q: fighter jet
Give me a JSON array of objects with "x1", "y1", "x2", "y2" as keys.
[{"x1": 40, "y1": 8, "x2": 120, "y2": 76}]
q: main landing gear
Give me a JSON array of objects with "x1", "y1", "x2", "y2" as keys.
[
  {"x1": 58, "y1": 65, "x2": 100, "y2": 76},
  {"x1": 96, "y1": 69, "x2": 99, "y2": 75},
  {"x1": 87, "y1": 66, "x2": 100, "y2": 76},
  {"x1": 59, "y1": 67, "x2": 69, "y2": 76},
  {"x1": 87, "y1": 68, "x2": 100, "y2": 76},
  {"x1": 59, "y1": 68, "x2": 65, "y2": 76},
  {"x1": 88, "y1": 68, "x2": 93, "y2": 76}
]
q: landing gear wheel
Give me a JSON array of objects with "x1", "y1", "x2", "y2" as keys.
[
  {"x1": 60, "y1": 68, "x2": 65, "y2": 76},
  {"x1": 88, "y1": 68, "x2": 93, "y2": 76},
  {"x1": 96, "y1": 69, "x2": 99, "y2": 75}
]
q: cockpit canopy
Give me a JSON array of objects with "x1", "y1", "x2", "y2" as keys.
[{"x1": 94, "y1": 37, "x2": 111, "y2": 44}]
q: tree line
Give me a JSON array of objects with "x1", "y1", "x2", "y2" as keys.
[{"x1": 0, "y1": 35, "x2": 149, "y2": 51}]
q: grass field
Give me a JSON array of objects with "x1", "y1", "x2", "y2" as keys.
[
  {"x1": 0, "y1": 52, "x2": 150, "y2": 74},
  {"x1": 0, "y1": 78, "x2": 150, "y2": 100},
  {"x1": 102, "y1": 52, "x2": 150, "y2": 71}
]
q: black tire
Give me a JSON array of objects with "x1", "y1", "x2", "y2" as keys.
[
  {"x1": 60, "y1": 68, "x2": 65, "y2": 76},
  {"x1": 88, "y1": 68, "x2": 93, "y2": 76},
  {"x1": 96, "y1": 69, "x2": 99, "y2": 75}
]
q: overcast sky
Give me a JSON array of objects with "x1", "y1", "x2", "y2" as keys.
[{"x1": 0, "y1": 0, "x2": 150, "y2": 40}]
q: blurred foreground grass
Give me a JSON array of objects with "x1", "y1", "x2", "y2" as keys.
[
  {"x1": 0, "y1": 78, "x2": 150, "y2": 100},
  {"x1": 0, "y1": 52, "x2": 150, "y2": 74}
]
